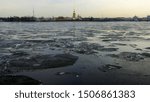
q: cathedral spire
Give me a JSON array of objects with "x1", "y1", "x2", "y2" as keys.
[{"x1": 73, "y1": 9, "x2": 76, "y2": 20}]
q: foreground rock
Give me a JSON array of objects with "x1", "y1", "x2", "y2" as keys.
[
  {"x1": 0, "y1": 53, "x2": 78, "y2": 72},
  {"x1": 0, "y1": 75, "x2": 41, "y2": 85}
]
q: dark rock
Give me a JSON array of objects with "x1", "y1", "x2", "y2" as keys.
[{"x1": 0, "y1": 75, "x2": 41, "y2": 85}]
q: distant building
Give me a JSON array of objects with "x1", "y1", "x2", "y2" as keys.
[
  {"x1": 133, "y1": 16, "x2": 139, "y2": 21},
  {"x1": 36, "y1": 17, "x2": 52, "y2": 22},
  {"x1": 54, "y1": 16, "x2": 72, "y2": 21},
  {"x1": 64, "y1": 17, "x2": 72, "y2": 20},
  {"x1": 147, "y1": 16, "x2": 150, "y2": 21},
  {"x1": 82, "y1": 17, "x2": 94, "y2": 21},
  {"x1": 72, "y1": 10, "x2": 76, "y2": 20},
  {"x1": 57, "y1": 16, "x2": 65, "y2": 20},
  {"x1": 77, "y1": 15, "x2": 82, "y2": 20}
]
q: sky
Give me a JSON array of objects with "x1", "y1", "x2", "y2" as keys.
[{"x1": 0, "y1": 0, "x2": 150, "y2": 17}]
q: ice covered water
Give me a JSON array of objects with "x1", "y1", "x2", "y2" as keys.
[{"x1": 0, "y1": 22, "x2": 150, "y2": 85}]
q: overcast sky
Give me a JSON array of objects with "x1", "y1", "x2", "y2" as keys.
[{"x1": 0, "y1": 0, "x2": 150, "y2": 17}]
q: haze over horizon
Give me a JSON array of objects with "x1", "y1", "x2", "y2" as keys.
[{"x1": 0, "y1": 0, "x2": 150, "y2": 17}]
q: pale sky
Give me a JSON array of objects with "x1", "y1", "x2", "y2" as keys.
[{"x1": 0, "y1": 0, "x2": 150, "y2": 17}]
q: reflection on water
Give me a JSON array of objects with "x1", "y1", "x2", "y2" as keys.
[{"x1": 0, "y1": 22, "x2": 150, "y2": 85}]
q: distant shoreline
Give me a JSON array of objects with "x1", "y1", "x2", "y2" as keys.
[
  {"x1": 0, "y1": 20, "x2": 150, "y2": 22},
  {"x1": 1, "y1": 16, "x2": 150, "y2": 22}
]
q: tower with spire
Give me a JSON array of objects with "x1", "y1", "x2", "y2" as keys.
[{"x1": 72, "y1": 10, "x2": 76, "y2": 20}]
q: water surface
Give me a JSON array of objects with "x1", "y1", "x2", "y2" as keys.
[{"x1": 0, "y1": 22, "x2": 150, "y2": 85}]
